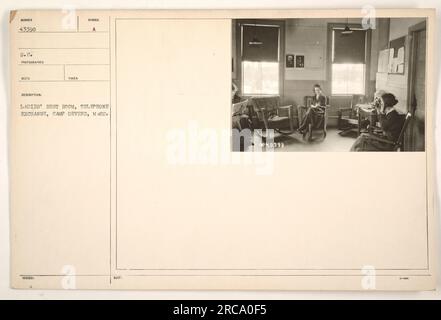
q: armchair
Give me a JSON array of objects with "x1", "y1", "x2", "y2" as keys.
[
  {"x1": 232, "y1": 99, "x2": 250, "y2": 131},
  {"x1": 249, "y1": 96, "x2": 295, "y2": 136},
  {"x1": 360, "y1": 112, "x2": 411, "y2": 151},
  {"x1": 337, "y1": 94, "x2": 366, "y2": 136}
]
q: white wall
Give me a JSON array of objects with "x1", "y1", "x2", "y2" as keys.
[
  {"x1": 376, "y1": 17, "x2": 426, "y2": 113},
  {"x1": 389, "y1": 17, "x2": 426, "y2": 40}
]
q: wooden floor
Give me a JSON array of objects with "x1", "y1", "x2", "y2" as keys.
[{"x1": 265, "y1": 128, "x2": 357, "y2": 152}]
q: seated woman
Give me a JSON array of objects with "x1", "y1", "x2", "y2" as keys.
[
  {"x1": 231, "y1": 82, "x2": 250, "y2": 131},
  {"x1": 350, "y1": 93, "x2": 405, "y2": 151},
  {"x1": 297, "y1": 84, "x2": 327, "y2": 134}
]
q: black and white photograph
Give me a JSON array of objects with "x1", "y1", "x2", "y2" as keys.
[
  {"x1": 295, "y1": 54, "x2": 305, "y2": 68},
  {"x1": 1, "y1": 1, "x2": 439, "y2": 301},
  {"x1": 231, "y1": 18, "x2": 427, "y2": 152},
  {"x1": 286, "y1": 54, "x2": 295, "y2": 68}
]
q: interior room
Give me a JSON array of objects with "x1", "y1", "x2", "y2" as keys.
[{"x1": 231, "y1": 18, "x2": 427, "y2": 152}]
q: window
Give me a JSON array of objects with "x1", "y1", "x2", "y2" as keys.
[
  {"x1": 332, "y1": 64, "x2": 365, "y2": 95},
  {"x1": 331, "y1": 27, "x2": 367, "y2": 95},
  {"x1": 242, "y1": 61, "x2": 279, "y2": 95},
  {"x1": 241, "y1": 24, "x2": 280, "y2": 95}
]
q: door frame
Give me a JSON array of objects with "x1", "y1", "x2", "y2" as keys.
[{"x1": 406, "y1": 20, "x2": 426, "y2": 151}]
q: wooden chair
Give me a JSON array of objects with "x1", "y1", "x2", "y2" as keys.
[
  {"x1": 249, "y1": 96, "x2": 295, "y2": 136},
  {"x1": 362, "y1": 112, "x2": 412, "y2": 151},
  {"x1": 232, "y1": 99, "x2": 249, "y2": 116},
  {"x1": 337, "y1": 94, "x2": 366, "y2": 136},
  {"x1": 297, "y1": 95, "x2": 330, "y2": 141},
  {"x1": 231, "y1": 99, "x2": 250, "y2": 131}
]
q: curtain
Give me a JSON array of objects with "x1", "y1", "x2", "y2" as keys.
[
  {"x1": 242, "y1": 25, "x2": 279, "y2": 62},
  {"x1": 333, "y1": 29, "x2": 366, "y2": 64}
]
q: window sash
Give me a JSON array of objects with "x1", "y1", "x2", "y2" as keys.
[
  {"x1": 242, "y1": 61, "x2": 279, "y2": 95},
  {"x1": 332, "y1": 28, "x2": 367, "y2": 64},
  {"x1": 241, "y1": 25, "x2": 280, "y2": 62},
  {"x1": 331, "y1": 63, "x2": 366, "y2": 95}
]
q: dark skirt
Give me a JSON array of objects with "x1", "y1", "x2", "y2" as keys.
[
  {"x1": 350, "y1": 133, "x2": 394, "y2": 151},
  {"x1": 298, "y1": 106, "x2": 325, "y2": 131}
]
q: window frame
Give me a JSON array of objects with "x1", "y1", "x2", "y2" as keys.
[
  {"x1": 235, "y1": 20, "x2": 285, "y2": 98},
  {"x1": 327, "y1": 23, "x2": 372, "y2": 97}
]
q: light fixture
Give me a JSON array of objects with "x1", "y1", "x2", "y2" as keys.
[
  {"x1": 341, "y1": 19, "x2": 353, "y2": 35},
  {"x1": 248, "y1": 23, "x2": 263, "y2": 46}
]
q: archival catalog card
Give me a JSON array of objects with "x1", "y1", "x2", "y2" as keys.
[{"x1": 9, "y1": 9, "x2": 437, "y2": 290}]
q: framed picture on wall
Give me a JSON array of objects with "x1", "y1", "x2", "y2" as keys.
[
  {"x1": 388, "y1": 36, "x2": 406, "y2": 74},
  {"x1": 296, "y1": 55, "x2": 305, "y2": 68},
  {"x1": 286, "y1": 54, "x2": 294, "y2": 68}
]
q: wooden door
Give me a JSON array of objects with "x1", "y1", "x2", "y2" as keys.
[{"x1": 406, "y1": 25, "x2": 426, "y2": 151}]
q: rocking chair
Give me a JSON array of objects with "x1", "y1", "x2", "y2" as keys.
[{"x1": 249, "y1": 96, "x2": 295, "y2": 137}]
